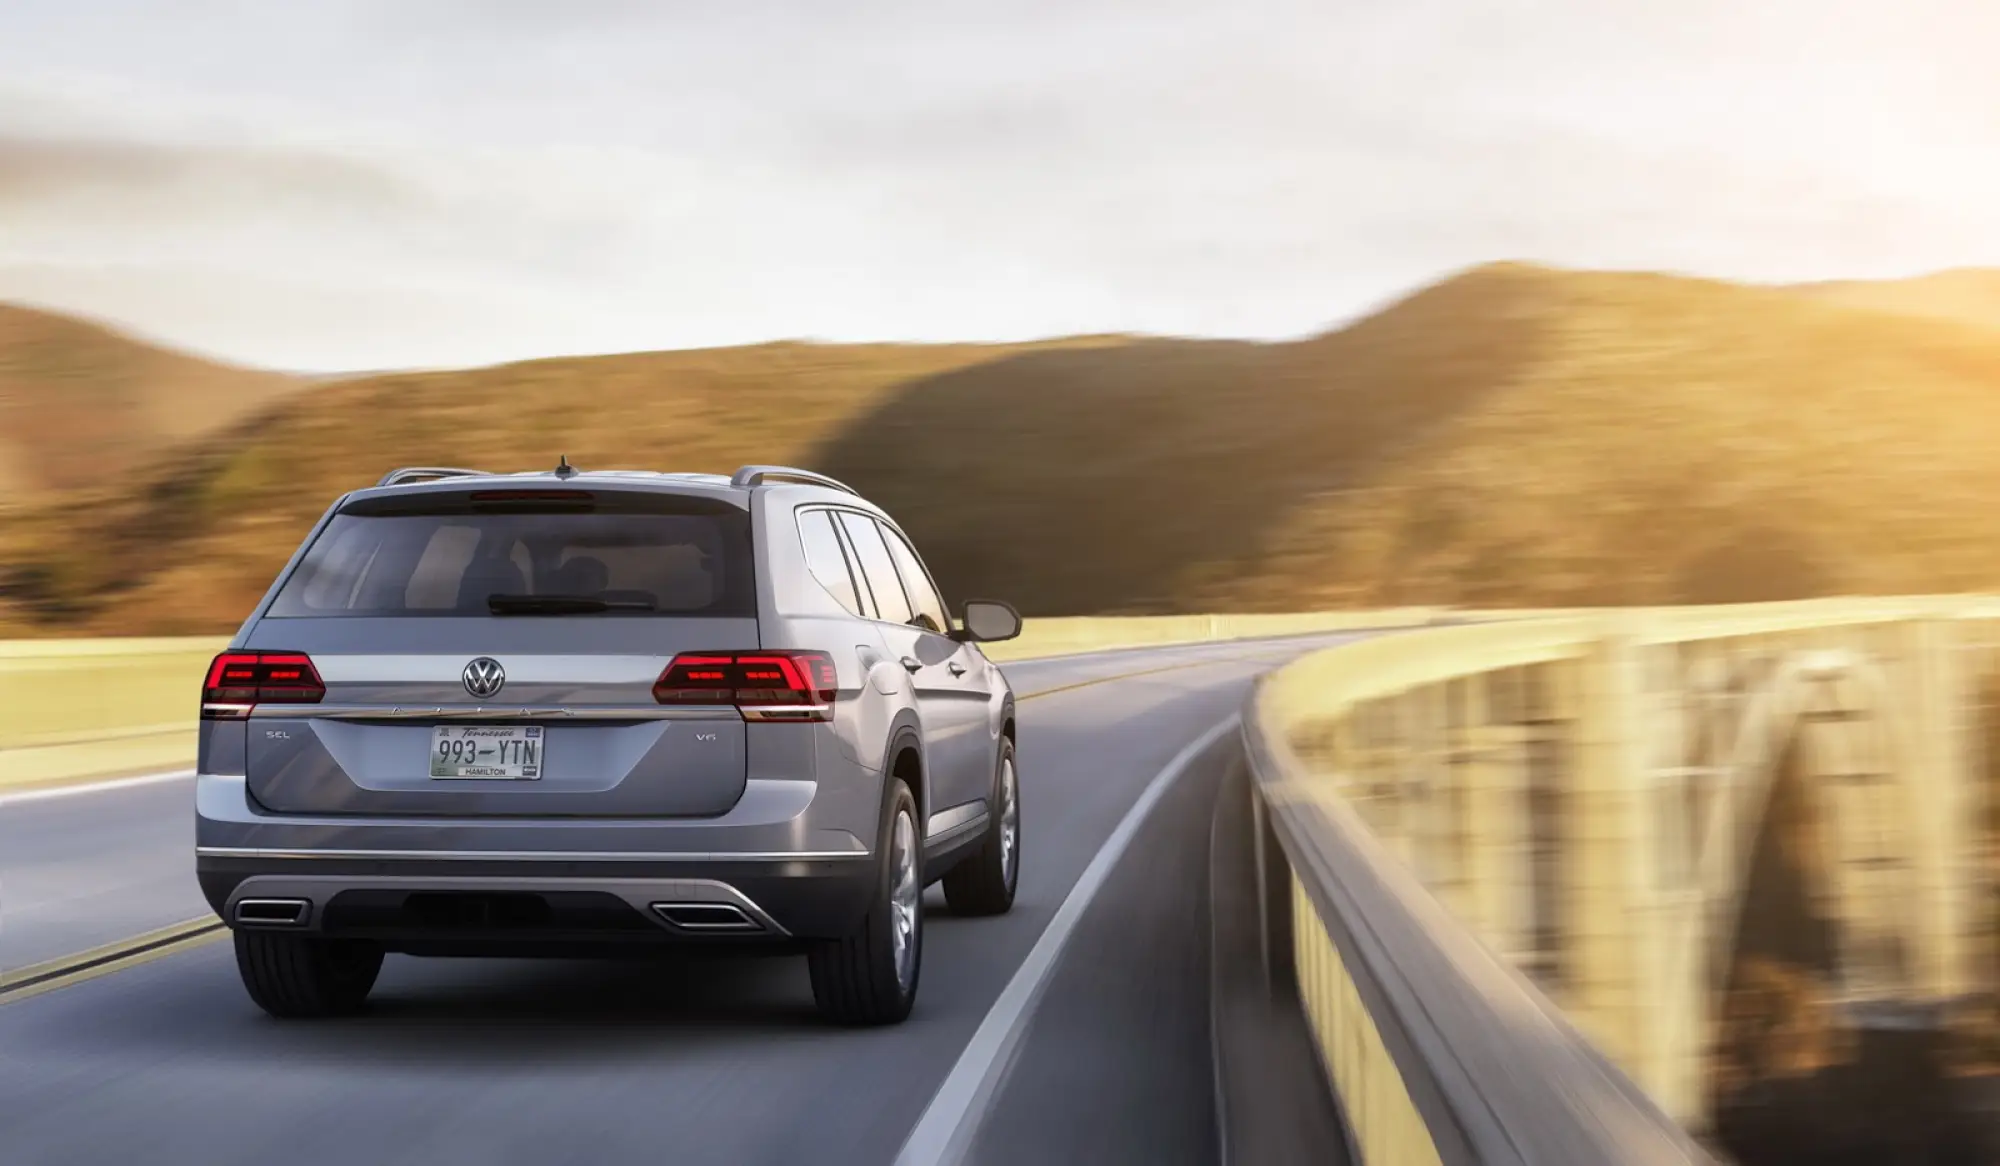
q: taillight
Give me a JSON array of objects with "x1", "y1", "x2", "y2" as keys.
[
  {"x1": 654, "y1": 650, "x2": 839, "y2": 722},
  {"x1": 202, "y1": 651, "x2": 326, "y2": 719}
]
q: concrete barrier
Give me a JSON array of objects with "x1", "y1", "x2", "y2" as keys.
[
  {"x1": 1244, "y1": 627, "x2": 1708, "y2": 1164},
  {"x1": 0, "y1": 637, "x2": 230, "y2": 790},
  {"x1": 1239, "y1": 592, "x2": 2000, "y2": 1160}
]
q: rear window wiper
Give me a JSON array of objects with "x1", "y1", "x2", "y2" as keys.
[{"x1": 486, "y1": 594, "x2": 657, "y2": 615}]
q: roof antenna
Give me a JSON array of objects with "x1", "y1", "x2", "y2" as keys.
[{"x1": 553, "y1": 454, "x2": 576, "y2": 480}]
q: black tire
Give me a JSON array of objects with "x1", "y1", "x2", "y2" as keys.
[
  {"x1": 808, "y1": 777, "x2": 922, "y2": 1026},
  {"x1": 234, "y1": 931, "x2": 384, "y2": 1019},
  {"x1": 943, "y1": 738, "x2": 1020, "y2": 917}
]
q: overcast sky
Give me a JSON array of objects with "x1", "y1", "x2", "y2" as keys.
[{"x1": 1, "y1": 1, "x2": 1996, "y2": 371}]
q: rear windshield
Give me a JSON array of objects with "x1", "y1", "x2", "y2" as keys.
[{"x1": 266, "y1": 492, "x2": 755, "y2": 618}]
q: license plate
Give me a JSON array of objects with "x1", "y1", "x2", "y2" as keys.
[{"x1": 430, "y1": 725, "x2": 543, "y2": 780}]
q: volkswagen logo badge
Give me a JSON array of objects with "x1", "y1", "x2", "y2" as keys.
[{"x1": 462, "y1": 657, "x2": 506, "y2": 699}]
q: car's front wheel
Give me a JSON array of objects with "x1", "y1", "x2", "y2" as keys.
[
  {"x1": 808, "y1": 777, "x2": 922, "y2": 1026},
  {"x1": 234, "y1": 931, "x2": 384, "y2": 1019}
]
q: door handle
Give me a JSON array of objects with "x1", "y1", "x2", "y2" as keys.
[
  {"x1": 901, "y1": 656, "x2": 922, "y2": 673},
  {"x1": 948, "y1": 663, "x2": 966, "y2": 677}
]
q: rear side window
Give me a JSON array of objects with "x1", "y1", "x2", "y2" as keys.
[
  {"x1": 266, "y1": 492, "x2": 754, "y2": 617},
  {"x1": 879, "y1": 523, "x2": 950, "y2": 634},
  {"x1": 836, "y1": 511, "x2": 914, "y2": 626},
  {"x1": 796, "y1": 509, "x2": 866, "y2": 618}
]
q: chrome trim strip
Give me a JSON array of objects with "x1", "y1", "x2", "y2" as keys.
[
  {"x1": 923, "y1": 812, "x2": 990, "y2": 848},
  {"x1": 644, "y1": 882, "x2": 786, "y2": 934},
  {"x1": 650, "y1": 903, "x2": 761, "y2": 932},
  {"x1": 252, "y1": 704, "x2": 733, "y2": 721},
  {"x1": 310, "y1": 656, "x2": 678, "y2": 685},
  {"x1": 233, "y1": 898, "x2": 312, "y2": 927},
  {"x1": 740, "y1": 705, "x2": 833, "y2": 722},
  {"x1": 197, "y1": 845, "x2": 868, "y2": 862},
  {"x1": 924, "y1": 800, "x2": 988, "y2": 840}
]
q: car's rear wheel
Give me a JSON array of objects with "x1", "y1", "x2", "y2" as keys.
[
  {"x1": 234, "y1": 931, "x2": 383, "y2": 1019},
  {"x1": 943, "y1": 740, "x2": 1020, "y2": 916},
  {"x1": 808, "y1": 777, "x2": 922, "y2": 1026}
]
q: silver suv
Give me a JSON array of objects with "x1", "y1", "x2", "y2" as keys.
[{"x1": 194, "y1": 462, "x2": 1023, "y2": 1026}]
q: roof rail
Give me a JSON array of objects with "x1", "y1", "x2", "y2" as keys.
[
  {"x1": 728, "y1": 465, "x2": 858, "y2": 495},
  {"x1": 376, "y1": 466, "x2": 487, "y2": 488}
]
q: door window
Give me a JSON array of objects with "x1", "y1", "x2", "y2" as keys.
[
  {"x1": 796, "y1": 509, "x2": 867, "y2": 617},
  {"x1": 836, "y1": 511, "x2": 914, "y2": 626},
  {"x1": 879, "y1": 523, "x2": 951, "y2": 635}
]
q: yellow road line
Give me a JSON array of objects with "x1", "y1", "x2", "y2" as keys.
[
  {"x1": 1015, "y1": 646, "x2": 1303, "y2": 704},
  {"x1": 1018, "y1": 659, "x2": 1240, "y2": 703},
  {"x1": 0, "y1": 917, "x2": 226, "y2": 1007}
]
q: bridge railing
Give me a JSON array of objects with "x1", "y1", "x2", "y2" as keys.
[{"x1": 1243, "y1": 595, "x2": 2000, "y2": 1163}]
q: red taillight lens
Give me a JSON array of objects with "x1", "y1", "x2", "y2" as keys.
[
  {"x1": 654, "y1": 650, "x2": 838, "y2": 720},
  {"x1": 734, "y1": 653, "x2": 838, "y2": 705},
  {"x1": 203, "y1": 652, "x2": 263, "y2": 707},
  {"x1": 652, "y1": 654, "x2": 740, "y2": 705},
  {"x1": 202, "y1": 650, "x2": 326, "y2": 718}
]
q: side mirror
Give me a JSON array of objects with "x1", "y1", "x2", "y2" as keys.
[{"x1": 953, "y1": 599, "x2": 1022, "y2": 643}]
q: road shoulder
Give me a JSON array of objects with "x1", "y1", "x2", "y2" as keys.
[{"x1": 1208, "y1": 754, "x2": 1354, "y2": 1166}]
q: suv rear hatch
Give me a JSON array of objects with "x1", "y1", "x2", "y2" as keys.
[{"x1": 232, "y1": 485, "x2": 759, "y2": 818}]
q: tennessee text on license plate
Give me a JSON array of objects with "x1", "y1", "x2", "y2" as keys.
[{"x1": 430, "y1": 725, "x2": 543, "y2": 779}]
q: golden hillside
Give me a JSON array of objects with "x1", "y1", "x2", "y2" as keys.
[
  {"x1": 0, "y1": 303, "x2": 299, "y2": 505},
  {"x1": 5, "y1": 262, "x2": 2000, "y2": 636},
  {"x1": 1794, "y1": 269, "x2": 2000, "y2": 334},
  {"x1": 0, "y1": 335, "x2": 1130, "y2": 631}
]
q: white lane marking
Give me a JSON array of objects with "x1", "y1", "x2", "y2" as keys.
[
  {"x1": 0, "y1": 769, "x2": 194, "y2": 809},
  {"x1": 893, "y1": 714, "x2": 1243, "y2": 1166},
  {"x1": 1207, "y1": 762, "x2": 1235, "y2": 1166}
]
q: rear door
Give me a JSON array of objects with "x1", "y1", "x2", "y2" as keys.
[
  {"x1": 832, "y1": 511, "x2": 991, "y2": 824},
  {"x1": 238, "y1": 486, "x2": 759, "y2": 817},
  {"x1": 876, "y1": 519, "x2": 999, "y2": 821}
]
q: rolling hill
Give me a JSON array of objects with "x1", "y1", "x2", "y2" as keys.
[
  {"x1": 0, "y1": 303, "x2": 300, "y2": 506},
  {"x1": 1793, "y1": 268, "x2": 2000, "y2": 334},
  {"x1": 6, "y1": 262, "x2": 2000, "y2": 636}
]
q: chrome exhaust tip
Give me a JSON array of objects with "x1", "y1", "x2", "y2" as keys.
[
  {"x1": 234, "y1": 898, "x2": 312, "y2": 928},
  {"x1": 650, "y1": 902, "x2": 761, "y2": 932}
]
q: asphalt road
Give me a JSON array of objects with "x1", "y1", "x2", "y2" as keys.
[{"x1": 0, "y1": 636, "x2": 1363, "y2": 1166}]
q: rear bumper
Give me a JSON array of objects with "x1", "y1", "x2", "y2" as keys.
[
  {"x1": 197, "y1": 857, "x2": 877, "y2": 948},
  {"x1": 194, "y1": 771, "x2": 880, "y2": 946}
]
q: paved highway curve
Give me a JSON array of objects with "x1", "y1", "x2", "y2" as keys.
[{"x1": 0, "y1": 637, "x2": 1363, "y2": 1166}]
